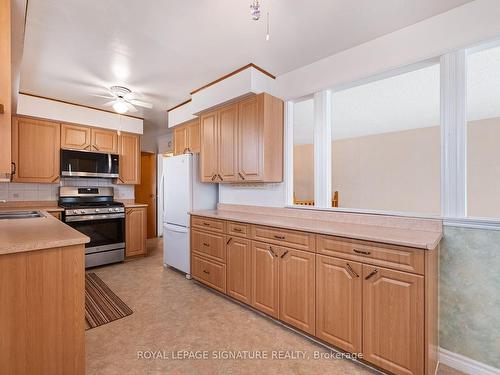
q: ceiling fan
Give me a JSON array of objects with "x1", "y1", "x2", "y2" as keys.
[{"x1": 95, "y1": 86, "x2": 153, "y2": 114}]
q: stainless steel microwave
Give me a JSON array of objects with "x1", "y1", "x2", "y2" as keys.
[{"x1": 60, "y1": 149, "x2": 119, "y2": 178}]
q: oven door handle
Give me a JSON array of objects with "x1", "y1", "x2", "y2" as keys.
[{"x1": 65, "y1": 213, "x2": 125, "y2": 222}]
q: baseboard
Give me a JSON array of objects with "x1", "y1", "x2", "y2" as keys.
[{"x1": 439, "y1": 347, "x2": 500, "y2": 375}]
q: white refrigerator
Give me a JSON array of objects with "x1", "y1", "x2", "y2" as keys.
[{"x1": 162, "y1": 154, "x2": 217, "y2": 276}]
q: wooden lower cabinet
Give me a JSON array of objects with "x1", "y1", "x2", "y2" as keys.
[
  {"x1": 316, "y1": 256, "x2": 362, "y2": 353},
  {"x1": 363, "y1": 265, "x2": 425, "y2": 375},
  {"x1": 251, "y1": 241, "x2": 279, "y2": 318},
  {"x1": 189, "y1": 217, "x2": 437, "y2": 375},
  {"x1": 279, "y1": 248, "x2": 315, "y2": 335},
  {"x1": 125, "y1": 207, "x2": 147, "y2": 257},
  {"x1": 226, "y1": 236, "x2": 252, "y2": 304}
]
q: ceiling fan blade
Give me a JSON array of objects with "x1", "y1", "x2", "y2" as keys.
[
  {"x1": 103, "y1": 100, "x2": 116, "y2": 107},
  {"x1": 124, "y1": 92, "x2": 139, "y2": 101},
  {"x1": 125, "y1": 102, "x2": 138, "y2": 112},
  {"x1": 128, "y1": 99, "x2": 153, "y2": 109},
  {"x1": 92, "y1": 94, "x2": 116, "y2": 99}
]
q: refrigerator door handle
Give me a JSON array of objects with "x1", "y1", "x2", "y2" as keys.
[{"x1": 164, "y1": 224, "x2": 189, "y2": 233}]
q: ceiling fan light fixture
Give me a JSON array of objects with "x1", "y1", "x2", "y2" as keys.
[
  {"x1": 250, "y1": 0, "x2": 261, "y2": 20},
  {"x1": 112, "y1": 100, "x2": 128, "y2": 114}
]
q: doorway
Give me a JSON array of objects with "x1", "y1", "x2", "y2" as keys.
[{"x1": 135, "y1": 152, "x2": 157, "y2": 238}]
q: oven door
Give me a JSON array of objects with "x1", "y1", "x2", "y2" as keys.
[
  {"x1": 60, "y1": 149, "x2": 119, "y2": 178},
  {"x1": 65, "y1": 215, "x2": 125, "y2": 254}
]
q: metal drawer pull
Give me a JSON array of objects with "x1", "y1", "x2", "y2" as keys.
[
  {"x1": 203, "y1": 270, "x2": 210, "y2": 275},
  {"x1": 364, "y1": 269, "x2": 378, "y2": 280},
  {"x1": 203, "y1": 222, "x2": 211, "y2": 226},
  {"x1": 203, "y1": 242, "x2": 210, "y2": 247},
  {"x1": 353, "y1": 249, "x2": 371, "y2": 255},
  {"x1": 280, "y1": 250, "x2": 289, "y2": 259},
  {"x1": 233, "y1": 228, "x2": 242, "y2": 232},
  {"x1": 211, "y1": 174, "x2": 217, "y2": 181},
  {"x1": 274, "y1": 235, "x2": 285, "y2": 240},
  {"x1": 267, "y1": 246, "x2": 277, "y2": 258},
  {"x1": 238, "y1": 172, "x2": 245, "y2": 180},
  {"x1": 226, "y1": 237, "x2": 232, "y2": 245},
  {"x1": 346, "y1": 263, "x2": 359, "y2": 278},
  {"x1": 218, "y1": 174, "x2": 224, "y2": 181}
]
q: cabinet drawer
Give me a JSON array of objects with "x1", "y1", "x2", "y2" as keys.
[
  {"x1": 191, "y1": 216, "x2": 225, "y2": 233},
  {"x1": 227, "y1": 221, "x2": 250, "y2": 238},
  {"x1": 191, "y1": 230, "x2": 226, "y2": 263},
  {"x1": 251, "y1": 225, "x2": 315, "y2": 252},
  {"x1": 191, "y1": 255, "x2": 226, "y2": 293},
  {"x1": 316, "y1": 235, "x2": 424, "y2": 275}
]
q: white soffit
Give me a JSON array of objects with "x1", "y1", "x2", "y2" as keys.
[
  {"x1": 168, "y1": 101, "x2": 196, "y2": 128},
  {"x1": 17, "y1": 94, "x2": 144, "y2": 134}
]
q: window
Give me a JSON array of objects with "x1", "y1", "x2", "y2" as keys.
[
  {"x1": 467, "y1": 44, "x2": 500, "y2": 219},
  {"x1": 330, "y1": 64, "x2": 441, "y2": 214},
  {"x1": 292, "y1": 98, "x2": 314, "y2": 206}
]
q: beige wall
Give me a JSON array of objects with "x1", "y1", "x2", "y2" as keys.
[
  {"x1": 293, "y1": 117, "x2": 500, "y2": 216},
  {"x1": 468, "y1": 117, "x2": 500, "y2": 218},
  {"x1": 293, "y1": 144, "x2": 314, "y2": 201}
]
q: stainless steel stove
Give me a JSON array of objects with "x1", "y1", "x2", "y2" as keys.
[{"x1": 59, "y1": 187, "x2": 125, "y2": 268}]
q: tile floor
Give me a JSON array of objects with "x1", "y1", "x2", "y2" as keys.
[{"x1": 86, "y1": 238, "x2": 465, "y2": 375}]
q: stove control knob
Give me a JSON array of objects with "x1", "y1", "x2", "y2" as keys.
[
  {"x1": 114, "y1": 208, "x2": 120, "y2": 212},
  {"x1": 108, "y1": 208, "x2": 113, "y2": 212},
  {"x1": 73, "y1": 210, "x2": 78, "y2": 214},
  {"x1": 95, "y1": 208, "x2": 100, "y2": 213}
]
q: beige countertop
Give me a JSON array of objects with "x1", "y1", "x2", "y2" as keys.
[
  {"x1": 0, "y1": 201, "x2": 64, "y2": 212},
  {"x1": 0, "y1": 210, "x2": 89, "y2": 255},
  {"x1": 123, "y1": 202, "x2": 148, "y2": 208},
  {"x1": 190, "y1": 208, "x2": 442, "y2": 250}
]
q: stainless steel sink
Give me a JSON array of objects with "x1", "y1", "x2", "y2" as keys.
[{"x1": 0, "y1": 210, "x2": 44, "y2": 220}]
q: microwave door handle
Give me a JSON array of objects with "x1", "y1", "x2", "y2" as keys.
[{"x1": 108, "y1": 154, "x2": 112, "y2": 174}]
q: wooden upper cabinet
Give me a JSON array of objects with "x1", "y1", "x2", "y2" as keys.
[
  {"x1": 125, "y1": 207, "x2": 147, "y2": 257},
  {"x1": 316, "y1": 256, "x2": 362, "y2": 353},
  {"x1": 11, "y1": 117, "x2": 60, "y2": 183},
  {"x1": 200, "y1": 111, "x2": 218, "y2": 182},
  {"x1": 91, "y1": 127, "x2": 118, "y2": 153},
  {"x1": 251, "y1": 241, "x2": 279, "y2": 318},
  {"x1": 279, "y1": 248, "x2": 315, "y2": 335},
  {"x1": 199, "y1": 93, "x2": 283, "y2": 184},
  {"x1": 118, "y1": 132, "x2": 140, "y2": 184},
  {"x1": 174, "y1": 125, "x2": 189, "y2": 155},
  {"x1": 363, "y1": 265, "x2": 424, "y2": 375},
  {"x1": 173, "y1": 119, "x2": 200, "y2": 156},
  {"x1": 0, "y1": 0, "x2": 12, "y2": 181},
  {"x1": 61, "y1": 123, "x2": 91, "y2": 150},
  {"x1": 62, "y1": 124, "x2": 118, "y2": 153},
  {"x1": 217, "y1": 103, "x2": 238, "y2": 182},
  {"x1": 226, "y1": 236, "x2": 252, "y2": 304}
]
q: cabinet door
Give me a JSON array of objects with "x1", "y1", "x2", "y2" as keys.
[
  {"x1": 251, "y1": 241, "x2": 279, "y2": 318},
  {"x1": 363, "y1": 265, "x2": 424, "y2": 375},
  {"x1": 238, "y1": 95, "x2": 263, "y2": 181},
  {"x1": 316, "y1": 256, "x2": 362, "y2": 353},
  {"x1": 118, "y1": 132, "x2": 140, "y2": 184},
  {"x1": 0, "y1": 0, "x2": 11, "y2": 180},
  {"x1": 226, "y1": 236, "x2": 252, "y2": 304},
  {"x1": 126, "y1": 208, "x2": 147, "y2": 257},
  {"x1": 188, "y1": 120, "x2": 200, "y2": 153},
  {"x1": 174, "y1": 125, "x2": 188, "y2": 155},
  {"x1": 279, "y1": 248, "x2": 315, "y2": 334},
  {"x1": 218, "y1": 104, "x2": 238, "y2": 182},
  {"x1": 200, "y1": 111, "x2": 218, "y2": 182},
  {"x1": 12, "y1": 117, "x2": 60, "y2": 183},
  {"x1": 91, "y1": 128, "x2": 118, "y2": 153},
  {"x1": 61, "y1": 123, "x2": 91, "y2": 150}
]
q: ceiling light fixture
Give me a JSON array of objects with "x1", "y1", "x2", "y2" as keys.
[
  {"x1": 112, "y1": 99, "x2": 128, "y2": 114},
  {"x1": 250, "y1": 0, "x2": 261, "y2": 20}
]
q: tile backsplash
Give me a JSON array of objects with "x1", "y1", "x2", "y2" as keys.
[{"x1": 0, "y1": 178, "x2": 134, "y2": 202}]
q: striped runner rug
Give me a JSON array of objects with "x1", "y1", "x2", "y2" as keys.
[{"x1": 85, "y1": 272, "x2": 133, "y2": 330}]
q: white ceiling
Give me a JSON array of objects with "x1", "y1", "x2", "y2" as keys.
[{"x1": 19, "y1": 0, "x2": 473, "y2": 127}]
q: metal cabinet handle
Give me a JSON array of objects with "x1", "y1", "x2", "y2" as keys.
[
  {"x1": 183, "y1": 147, "x2": 191, "y2": 154},
  {"x1": 238, "y1": 172, "x2": 245, "y2": 180},
  {"x1": 93, "y1": 144, "x2": 100, "y2": 151},
  {"x1": 211, "y1": 174, "x2": 217, "y2": 181},
  {"x1": 11, "y1": 162, "x2": 16, "y2": 176},
  {"x1": 346, "y1": 263, "x2": 359, "y2": 278},
  {"x1": 203, "y1": 270, "x2": 210, "y2": 275},
  {"x1": 203, "y1": 222, "x2": 211, "y2": 226},
  {"x1": 274, "y1": 235, "x2": 285, "y2": 240},
  {"x1": 280, "y1": 250, "x2": 289, "y2": 259},
  {"x1": 226, "y1": 237, "x2": 232, "y2": 245},
  {"x1": 353, "y1": 249, "x2": 371, "y2": 255},
  {"x1": 217, "y1": 174, "x2": 223, "y2": 181},
  {"x1": 365, "y1": 269, "x2": 378, "y2": 280},
  {"x1": 203, "y1": 242, "x2": 210, "y2": 247},
  {"x1": 233, "y1": 228, "x2": 242, "y2": 232},
  {"x1": 267, "y1": 246, "x2": 277, "y2": 258}
]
